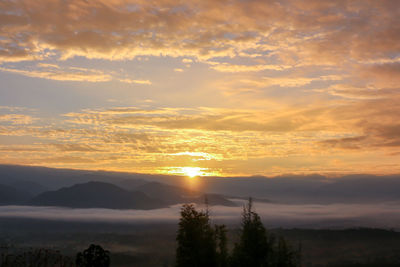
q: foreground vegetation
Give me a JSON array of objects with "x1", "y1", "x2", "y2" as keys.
[
  {"x1": 0, "y1": 199, "x2": 299, "y2": 267},
  {"x1": 1, "y1": 203, "x2": 400, "y2": 266},
  {"x1": 176, "y1": 199, "x2": 300, "y2": 267}
]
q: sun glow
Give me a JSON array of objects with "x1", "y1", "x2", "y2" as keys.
[
  {"x1": 161, "y1": 166, "x2": 219, "y2": 178},
  {"x1": 181, "y1": 167, "x2": 203, "y2": 178}
]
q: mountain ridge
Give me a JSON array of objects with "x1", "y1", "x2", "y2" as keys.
[{"x1": 30, "y1": 181, "x2": 166, "y2": 210}]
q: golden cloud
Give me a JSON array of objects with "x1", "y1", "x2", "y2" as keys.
[
  {"x1": 0, "y1": 0, "x2": 397, "y2": 68},
  {"x1": 210, "y1": 63, "x2": 290, "y2": 73},
  {"x1": 1, "y1": 0, "x2": 400, "y2": 175},
  {"x1": 0, "y1": 114, "x2": 36, "y2": 125},
  {"x1": 1, "y1": 100, "x2": 400, "y2": 175},
  {"x1": 0, "y1": 66, "x2": 112, "y2": 82},
  {"x1": 118, "y1": 78, "x2": 152, "y2": 85},
  {"x1": 0, "y1": 64, "x2": 152, "y2": 84}
]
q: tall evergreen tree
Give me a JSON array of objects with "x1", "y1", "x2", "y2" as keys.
[
  {"x1": 230, "y1": 198, "x2": 273, "y2": 267},
  {"x1": 175, "y1": 200, "x2": 301, "y2": 267},
  {"x1": 276, "y1": 237, "x2": 297, "y2": 267},
  {"x1": 175, "y1": 203, "x2": 218, "y2": 267},
  {"x1": 230, "y1": 198, "x2": 301, "y2": 267},
  {"x1": 215, "y1": 224, "x2": 228, "y2": 267}
]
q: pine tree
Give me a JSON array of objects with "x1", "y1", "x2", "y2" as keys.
[
  {"x1": 230, "y1": 198, "x2": 301, "y2": 267},
  {"x1": 230, "y1": 198, "x2": 274, "y2": 267},
  {"x1": 215, "y1": 224, "x2": 228, "y2": 267},
  {"x1": 175, "y1": 200, "x2": 301, "y2": 267},
  {"x1": 175, "y1": 203, "x2": 218, "y2": 267},
  {"x1": 276, "y1": 237, "x2": 297, "y2": 267}
]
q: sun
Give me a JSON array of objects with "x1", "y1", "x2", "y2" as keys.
[
  {"x1": 181, "y1": 167, "x2": 203, "y2": 178},
  {"x1": 161, "y1": 166, "x2": 220, "y2": 177}
]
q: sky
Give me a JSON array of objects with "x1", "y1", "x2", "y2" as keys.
[{"x1": 0, "y1": 0, "x2": 399, "y2": 177}]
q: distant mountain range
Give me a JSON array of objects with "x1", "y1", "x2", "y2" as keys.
[
  {"x1": 0, "y1": 165, "x2": 237, "y2": 209},
  {"x1": 134, "y1": 181, "x2": 236, "y2": 206},
  {"x1": 0, "y1": 184, "x2": 32, "y2": 205},
  {"x1": 30, "y1": 181, "x2": 166, "y2": 209},
  {"x1": 29, "y1": 181, "x2": 236, "y2": 209},
  {"x1": 1, "y1": 164, "x2": 400, "y2": 205}
]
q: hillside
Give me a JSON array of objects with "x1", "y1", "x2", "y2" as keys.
[
  {"x1": 0, "y1": 184, "x2": 31, "y2": 204},
  {"x1": 135, "y1": 182, "x2": 237, "y2": 207},
  {"x1": 30, "y1": 181, "x2": 166, "y2": 210}
]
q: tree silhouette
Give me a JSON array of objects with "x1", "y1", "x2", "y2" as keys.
[
  {"x1": 176, "y1": 203, "x2": 222, "y2": 267},
  {"x1": 230, "y1": 198, "x2": 274, "y2": 267},
  {"x1": 230, "y1": 198, "x2": 300, "y2": 267},
  {"x1": 76, "y1": 244, "x2": 110, "y2": 267},
  {"x1": 276, "y1": 237, "x2": 297, "y2": 267},
  {"x1": 215, "y1": 224, "x2": 228, "y2": 267},
  {"x1": 175, "y1": 203, "x2": 217, "y2": 267},
  {"x1": 175, "y1": 200, "x2": 301, "y2": 267},
  {"x1": 0, "y1": 248, "x2": 74, "y2": 267}
]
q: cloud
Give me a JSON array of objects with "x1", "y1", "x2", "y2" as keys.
[
  {"x1": 0, "y1": 0, "x2": 399, "y2": 176},
  {"x1": 50, "y1": 143, "x2": 100, "y2": 152},
  {"x1": 319, "y1": 136, "x2": 368, "y2": 150},
  {"x1": 36, "y1": 63, "x2": 60, "y2": 69},
  {"x1": 1, "y1": 201, "x2": 400, "y2": 229},
  {"x1": 0, "y1": 114, "x2": 36, "y2": 125},
  {"x1": 118, "y1": 78, "x2": 152, "y2": 85},
  {"x1": 259, "y1": 75, "x2": 343, "y2": 88},
  {"x1": 0, "y1": 64, "x2": 152, "y2": 84},
  {"x1": 64, "y1": 106, "x2": 326, "y2": 132},
  {"x1": 321, "y1": 84, "x2": 398, "y2": 100},
  {"x1": 358, "y1": 62, "x2": 400, "y2": 88},
  {"x1": 0, "y1": 0, "x2": 397, "y2": 68},
  {"x1": 318, "y1": 96, "x2": 400, "y2": 151},
  {"x1": 0, "y1": 145, "x2": 45, "y2": 152},
  {"x1": 1, "y1": 99, "x2": 400, "y2": 176},
  {"x1": 0, "y1": 66, "x2": 112, "y2": 82},
  {"x1": 210, "y1": 63, "x2": 290, "y2": 73},
  {"x1": 41, "y1": 156, "x2": 96, "y2": 164}
]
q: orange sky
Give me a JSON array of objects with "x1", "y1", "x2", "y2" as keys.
[{"x1": 0, "y1": 0, "x2": 399, "y2": 176}]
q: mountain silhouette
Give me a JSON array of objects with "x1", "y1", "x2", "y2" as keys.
[
  {"x1": 0, "y1": 184, "x2": 32, "y2": 204},
  {"x1": 135, "y1": 181, "x2": 237, "y2": 206},
  {"x1": 6, "y1": 180, "x2": 48, "y2": 196},
  {"x1": 135, "y1": 181, "x2": 193, "y2": 205},
  {"x1": 30, "y1": 181, "x2": 166, "y2": 210}
]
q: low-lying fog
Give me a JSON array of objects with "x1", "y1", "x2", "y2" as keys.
[{"x1": 1, "y1": 199, "x2": 400, "y2": 229}]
